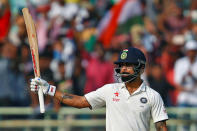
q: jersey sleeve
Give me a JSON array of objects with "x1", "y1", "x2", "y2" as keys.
[
  {"x1": 151, "y1": 92, "x2": 168, "y2": 123},
  {"x1": 84, "y1": 85, "x2": 107, "y2": 110}
]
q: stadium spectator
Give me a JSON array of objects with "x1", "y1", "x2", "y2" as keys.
[
  {"x1": 84, "y1": 43, "x2": 114, "y2": 93},
  {"x1": 0, "y1": 40, "x2": 28, "y2": 106},
  {"x1": 174, "y1": 40, "x2": 197, "y2": 107},
  {"x1": 0, "y1": 0, "x2": 11, "y2": 42},
  {"x1": 147, "y1": 63, "x2": 174, "y2": 106},
  {"x1": 72, "y1": 55, "x2": 86, "y2": 96},
  {"x1": 9, "y1": 14, "x2": 27, "y2": 46}
]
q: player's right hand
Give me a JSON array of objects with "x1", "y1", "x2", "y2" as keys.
[{"x1": 30, "y1": 77, "x2": 56, "y2": 96}]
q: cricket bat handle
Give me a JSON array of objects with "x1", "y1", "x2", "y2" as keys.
[{"x1": 38, "y1": 86, "x2": 45, "y2": 113}]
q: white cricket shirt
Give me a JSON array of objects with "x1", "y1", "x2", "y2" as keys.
[{"x1": 85, "y1": 82, "x2": 168, "y2": 131}]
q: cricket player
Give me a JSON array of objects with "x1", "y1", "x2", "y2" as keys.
[{"x1": 30, "y1": 47, "x2": 168, "y2": 131}]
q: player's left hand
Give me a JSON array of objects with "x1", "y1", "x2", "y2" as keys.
[{"x1": 30, "y1": 77, "x2": 56, "y2": 96}]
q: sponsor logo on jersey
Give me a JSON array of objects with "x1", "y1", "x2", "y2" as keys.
[
  {"x1": 113, "y1": 91, "x2": 120, "y2": 102},
  {"x1": 114, "y1": 91, "x2": 119, "y2": 97}
]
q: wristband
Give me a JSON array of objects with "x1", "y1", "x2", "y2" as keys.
[{"x1": 48, "y1": 85, "x2": 56, "y2": 96}]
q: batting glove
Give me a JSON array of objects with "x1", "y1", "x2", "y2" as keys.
[{"x1": 30, "y1": 77, "x2": 56, "y2": 96}]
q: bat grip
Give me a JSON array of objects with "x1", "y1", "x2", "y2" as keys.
[{"x1": 38, "y1": 88, "x2": 45, "y2": 113}]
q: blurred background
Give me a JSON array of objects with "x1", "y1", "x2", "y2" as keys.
[{"x1": 0, "y1": 0, "x2": 197, "y2": 130}]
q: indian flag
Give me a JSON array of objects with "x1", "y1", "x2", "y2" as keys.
[
  {"x1": 123, "y1": 49, "x2": 128, "y2": 52},
  {"x1": 97, "y1": 0, "x2": 143, "y2": 48}
]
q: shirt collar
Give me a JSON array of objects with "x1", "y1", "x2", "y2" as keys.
[
  {"x1": 139, "y1": 82, "x2": 146, "y2": 92},
  {"x1": 121, "y1": 83, "x2": 125, "y2": 89},
  {"x1": 121, "y1": 81, "x2": 146, "y2": 95}
]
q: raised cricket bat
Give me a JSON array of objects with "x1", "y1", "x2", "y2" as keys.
[{"x1": 22, "y1": 8, "x2": 45, "y2": 113}]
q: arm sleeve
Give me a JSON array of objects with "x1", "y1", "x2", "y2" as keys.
[
  {"x1": 174, "y1": 61, "x2": 183, "y2": 85},
  {"x1": 84, "y1": 85, "x2": 107, "y2": 110},
  {"x1": 151, "y1": 92, "x2": 168, "y2": 123}
]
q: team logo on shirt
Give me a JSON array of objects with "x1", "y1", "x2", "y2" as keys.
[
  {"x1": 140, "y1": 97, "x2": 147, "y2": 104},
  {"x1": 113, "y1": 91, "x2": 120, "y2": 102}
]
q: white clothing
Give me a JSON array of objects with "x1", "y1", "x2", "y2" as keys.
[
  {"x1": 85, "y1": 82, "x2": 168, "y2": 131},
  {"x1": 174, "y1": 56, "x2": 197, "y2": 105}
]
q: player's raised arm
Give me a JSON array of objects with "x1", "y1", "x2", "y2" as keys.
[
  {"x1": 54, "y1": 91, "x2": 91, "y2": 108},
  {"x1": 30, "y1": 77, "x2": 91, "y2": 108}
]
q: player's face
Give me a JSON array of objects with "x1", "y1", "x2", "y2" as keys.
[{"x1": 119, "y1": 63, "x2": 135, "y2": 75}]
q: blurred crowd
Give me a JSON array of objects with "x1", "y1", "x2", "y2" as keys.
[{"x1": 0, "y1": 0, "x2": 197, "y2": 113}]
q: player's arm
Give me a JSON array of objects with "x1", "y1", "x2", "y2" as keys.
[
  {"x1": 155, "y1": 120, "x2": 167, "y2": 131},
  {"x1": 54, "y1": 91, "x2": 91, "y2": 108},
  {"x1": 30, "y1": 77, "x2": 91, "y2": 108}
]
